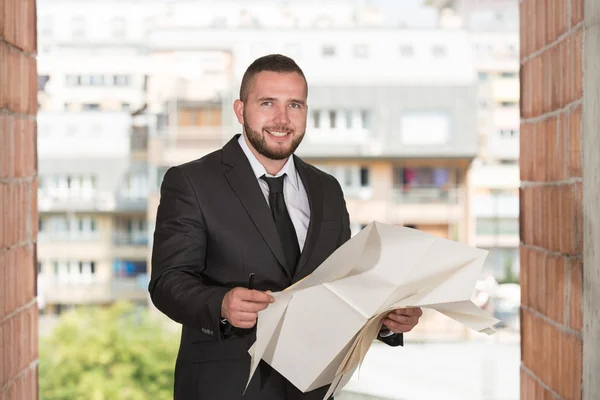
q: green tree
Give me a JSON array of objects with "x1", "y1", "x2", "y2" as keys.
[{"x1": 39, "y1": 302, "x2": 180, "y2": 400}]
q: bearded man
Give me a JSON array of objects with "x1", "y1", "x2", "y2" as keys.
[{"x1": 149, "y1": 54, "x2": 422, "y2": 400}]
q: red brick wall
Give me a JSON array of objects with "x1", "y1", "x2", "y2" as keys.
[
  {"x1": 520, "y1": 0, "x2": 584, "y2": 399},
  {"x1": 0, "y1": 0, "x2": 39, "y2": 398}
]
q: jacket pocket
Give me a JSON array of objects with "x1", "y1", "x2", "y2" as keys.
[{"x1": 186, "y1": 336, "x2": 250, "y2": 363}]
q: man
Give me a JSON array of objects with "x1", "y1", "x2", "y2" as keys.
[{"x1": 149, "y1": 54, "x2": 422, "y2": 400}]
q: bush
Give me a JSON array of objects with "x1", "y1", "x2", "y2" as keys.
[{"x1": 39, "y1": 302, "x2": 179, "y2": 400}]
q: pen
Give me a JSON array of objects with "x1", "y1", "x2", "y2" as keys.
[{"x1": 248, "y1": 273, "x2": 255, "y2": 290}]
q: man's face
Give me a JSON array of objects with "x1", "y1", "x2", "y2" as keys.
[{"x1": 235, "y1": 71, "x2": 308, "y2": 160}]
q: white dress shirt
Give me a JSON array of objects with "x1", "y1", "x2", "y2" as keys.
[{"x1": 238, "y1": 135, "x2": 310, "y2": 251}]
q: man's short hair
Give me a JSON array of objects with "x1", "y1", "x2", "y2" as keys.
[{"x1": 239, "y1": 54, "x2": 307, "y2": 102}]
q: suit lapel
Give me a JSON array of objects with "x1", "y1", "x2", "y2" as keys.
[
  {"x1": 222, "y1": 135, "x2": 292, "y2": 280},
  {"x1": 293, "y1": 156, "x2": 323, "y2": 280}
]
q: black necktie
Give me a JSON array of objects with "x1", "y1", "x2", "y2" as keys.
[{"x1": 261, "y1": 174, "x2": 301, "y2": 273}]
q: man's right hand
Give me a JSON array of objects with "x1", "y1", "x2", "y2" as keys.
[{"x1": 221, "y1": 288, "x2": 275, "y2": 329}]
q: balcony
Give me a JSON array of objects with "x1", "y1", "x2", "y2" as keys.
[
  {"x1": 345, "y1": 187, "x2": 464, "y2": 225},
  {"x1": 39, "y1": 276, "x2": 149, "y2": 305},
  {"x1": 472, "y1": 194, "x2": 519, "y2": 248},
  {"x1": 38, "y1": 192, "x2": 148, "y2": 213},
  {"x1": 148, "y1": 126, "x2": 228, "y2": 166},
  {"x1": 112, "y1": 232, "x2": 149, "y2": 259}
]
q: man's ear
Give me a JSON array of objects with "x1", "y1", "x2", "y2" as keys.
[{"x1": 233, "y1": 99, "x2": 244, "y2": 125}]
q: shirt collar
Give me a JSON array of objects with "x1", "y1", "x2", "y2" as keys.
[{"x1": 238, "y1": 134, "x2": 300, "y2": 191}]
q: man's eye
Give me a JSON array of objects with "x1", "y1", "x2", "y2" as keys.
[
  {"x1": 261, "y1": 102, "x2": 273, "y2": 106},
  {"x1": 290, "y1": 103, "x2": 301, "y2": 109}
]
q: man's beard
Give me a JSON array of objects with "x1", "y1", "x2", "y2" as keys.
[{"x1": 243, "y1": 121, "x2": 304, "y2": 161}]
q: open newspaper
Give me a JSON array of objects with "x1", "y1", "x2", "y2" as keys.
[{"x1": 246, "y1": 221, "x2": 500, "y2": 399}]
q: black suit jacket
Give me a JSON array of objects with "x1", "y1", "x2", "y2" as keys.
[{"x1": 149, "y1": 134, "x2": 402, "y2": 400}]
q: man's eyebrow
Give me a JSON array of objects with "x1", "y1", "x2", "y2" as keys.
[
  {"x1": 257, "y1": 97, "x2": 277, "y2": 102},
  {"x1": 256, "y1": 97, "x2": 306, "y2": 106}
]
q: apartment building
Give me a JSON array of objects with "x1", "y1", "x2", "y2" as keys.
[
  {"x1": 35, "y1": 0, "x2": 159, "y2": 314},
  {"x1": 145, "y1": 6, "x2": 478, "y2": 246},
  {"x1": 36, "y1": 111, "x2": 149, "y2": 315},
  {"x1": 429, "y1": 0, "x2": 520, "y2": 281}
]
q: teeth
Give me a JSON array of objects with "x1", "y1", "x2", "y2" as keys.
[{"x1": 267, "y1": 130, "x2": 289, "y2": 137}]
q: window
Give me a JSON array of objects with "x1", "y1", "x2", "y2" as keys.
[
  {"x1": 82, "y1": 103, "x2": 101, "y2": 111},
  {"x1": 399, "y1": 45, "x2": 414, "y2": 57},
  {"x1": 354, "y1": 44, "x2": 369, "y2": 58},
  {"x1": 499, "y1": 129, "x2": 519, "y2": 137},
  {"x1": 360, "y1": 167, "x2": 369, "y2": 187},
  {"x1": 400, "y1": 112, "x2": 451, "y2": 145},
  {"x1": 90, "y1": 75, "x2": 104, "y2": 86},
  {"x1": 113, "y1": 75, "x2": 131, "y2": 86},
  {"x1": 113, "y1": 260, "x2": 148, "y2": 278},
  {"x1": 39, "y1": 16, "x2": 53, "y2": 37},
  {"x1": 65, "y1": 75, "x2": 81, "y2": 86},
  {"x1": 344, "y1": 110, "x2": 353, "y2": 129},
  {"x1": 329, "y1": 111, "x2": 337, "y2": 129},
  {"x1": 322, "y1": 46, "x2": 336, "y2": 57},
  {"x1": 393, "y1": 167, "x2": 459, "y2": 203},
  {"x1": 432, "y1": 45, "x2": 447, "y2": 58},
  {"x1": 38, "y1": 75, "x2": 50, "y2": 91},
  {"x1": 312, "y1": 110, "x2": 321, "y2": 129},
  {"x1": 70, "y1": 17, "x2": 86, "y2": 38},
  {"x1": 360, "y1": 110, "x2": 371, "y2": 130},
  {"x1": 284, "y1": 43, "x2": 302, "y2": 58},
  {"x1": 110, "y1": 17, "x2": 127, "y2": 38}
]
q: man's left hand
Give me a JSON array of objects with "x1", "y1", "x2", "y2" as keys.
[{"x1": 382, "y1": 307, "x2": 423, "y2": 334}]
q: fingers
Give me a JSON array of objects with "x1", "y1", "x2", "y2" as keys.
[
  {"x1": 386, "y1": 313, "x2": 418, "y2": 325},
  {"x1": 382, "y1": 307, "x2": 423, "y2": 334},
  {"x1": 221, "y1": 287, "x2": 275, "y2": 329},
  {"x1": 391, "y1": 307, "x2": 423, "y2": 317},
  {"x1": 229, "y1": 311, "x2": 258, "y2": 329},
  {"x1": 382, "y1": 317, "x2": 415, "y2": 333},
  {"x1": 238, "y1": 288, "x2": 275, "y2": 304}
]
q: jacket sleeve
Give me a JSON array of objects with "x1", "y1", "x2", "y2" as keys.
[
  {"x1": 149, "y1": 166, "x2": 229, "y2": 340},
  {"x1": 337, "y1": 180, "x2": 404, "y2": 348}
]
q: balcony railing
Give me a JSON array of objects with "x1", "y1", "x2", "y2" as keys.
[
  {"x1": 113, "y1": 232, "x2": 149, "y2": 246},
  {"x1": 39, "y1": 275, "x2": 149, "y2": 305},
  {"x1": 38, "y1": 192, "x2": 148, "y2": 213},
  {"x1": 391, "y1": 187, "x2": 460, "y2": 204}
]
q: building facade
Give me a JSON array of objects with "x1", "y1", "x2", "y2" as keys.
[{"x1": 36, "y1": 111, "x2": 149, "y2": 314}]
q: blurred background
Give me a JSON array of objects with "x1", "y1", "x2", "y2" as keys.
[{"x1": 34, "y1": 0, "x2": 521, "y2": 398}]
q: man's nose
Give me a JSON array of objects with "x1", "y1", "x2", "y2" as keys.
[{"x1": 273, "y1": 105, "x2": 290, "y2": 124}]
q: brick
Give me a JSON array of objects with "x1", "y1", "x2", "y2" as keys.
[
  {"x1": 532, "y1": 55, "x2": 543, "y2": 117},
  {"x1": 559, "y1": 184, "x2": 576, "y2": 254},
  {"x1": 569, "y1": 105, "x2": 581, "y2": 177},
  {"x1": 520, "y1": 123, "x2": 532, "y2": 180},
  {"x1": 574, "y1": 182, "x2": 582, "y2": 254},
  {"x1": 520, "y1": 368, "x2": 555, "y2": 400},
  {"x1": 521, "y1": 309, "x2": 582, "y2": 399},
  {"x1": 574, "y1": 29, "x2": 582, "y2": 101},
  {"x1": 535, "y1": 0, "x2": 546, "y2": 51},
  {"x1": 541, "y1": 50, "x2": 552, "y2": 115},
  {"x1": 572, "y1": 0, "x2": 584, "y2": 26},
  {"x1": 30, "y1": 180, "x2": 38, "y2": 240},
  {"x1": 0, "y1": 42, "x2": 9, "y2": 109},
  {"x1": 521, "y1": 61, "x2": 532, "y2": 118},
  {"x1": 557, "y1": 38, "x2": 567, "y2": 109},
  {"x1": 569, "y1": 259, "x2": 583, "y2": 332},
  {"x1": 521, "y1": 247, "x2": 567, "y2": 321}
]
